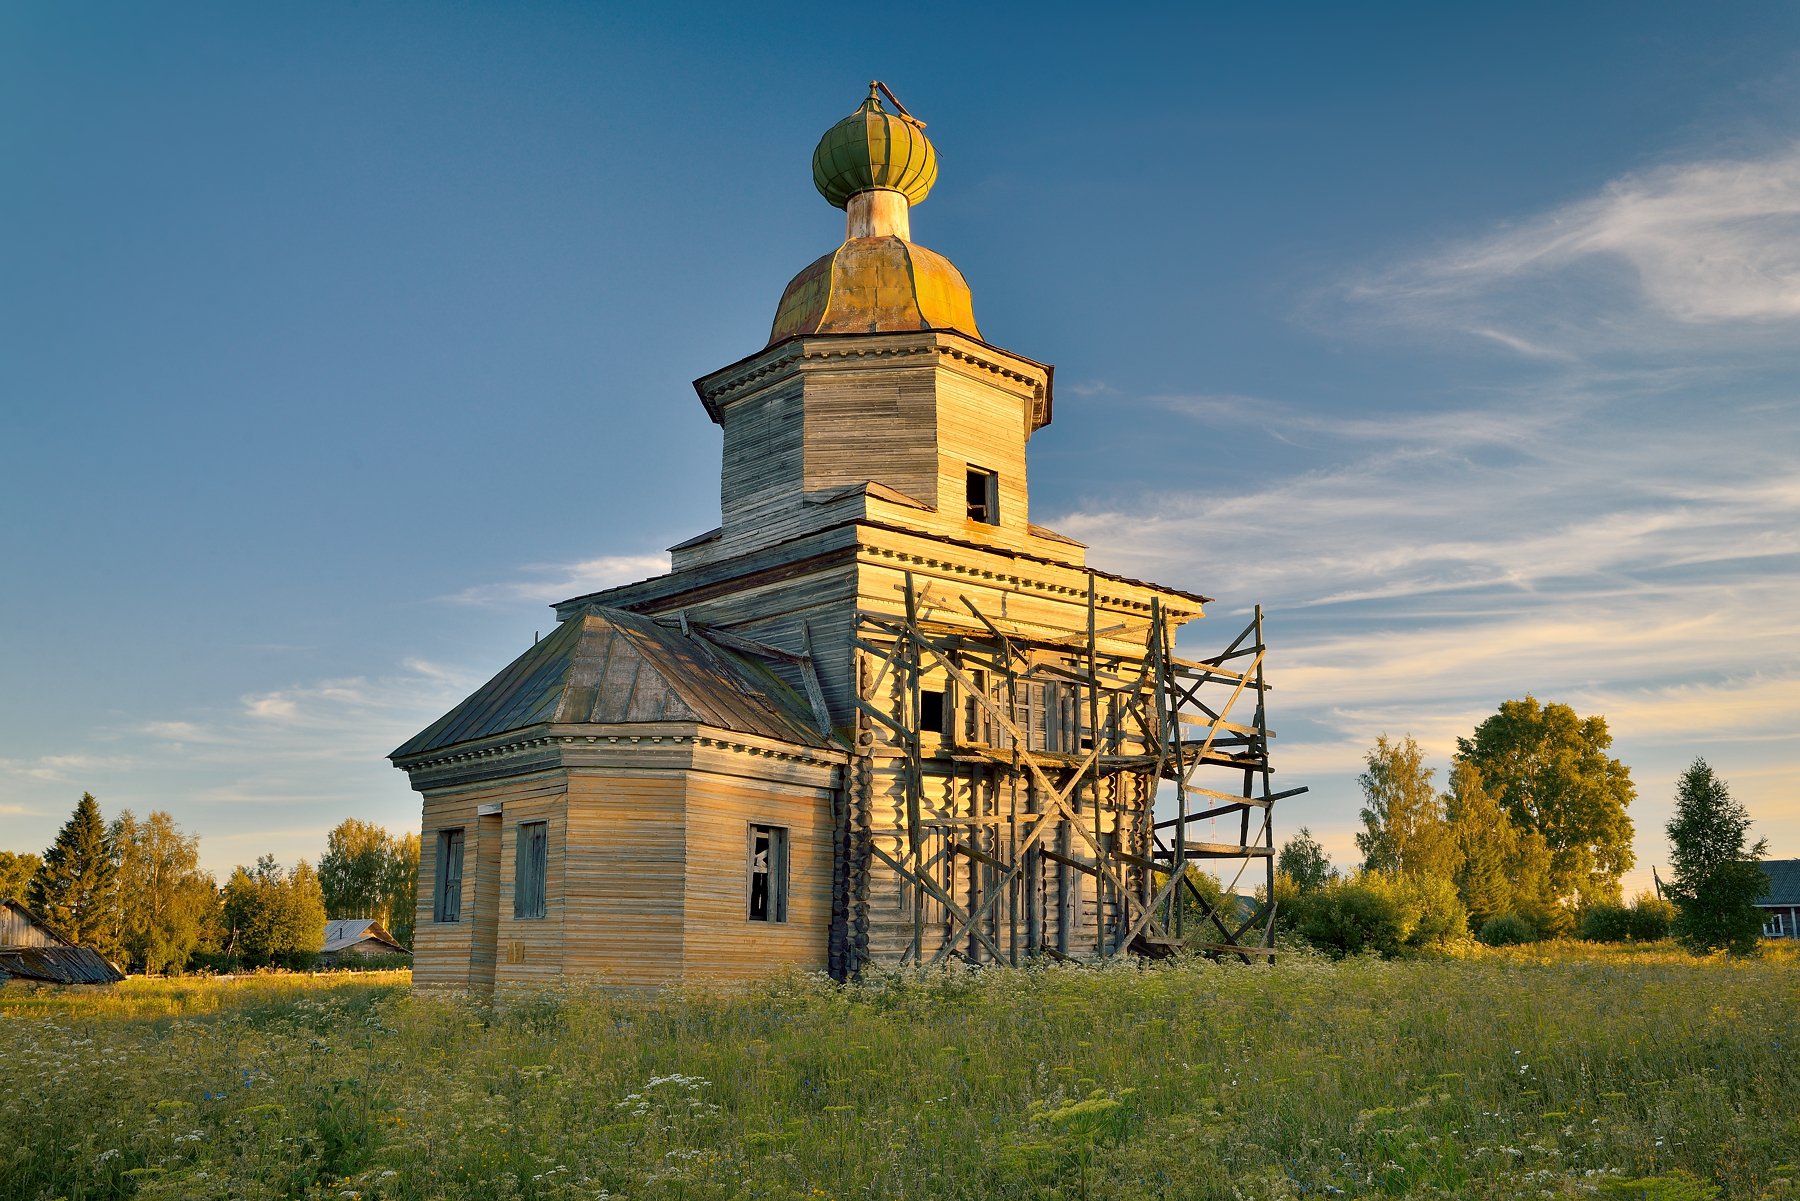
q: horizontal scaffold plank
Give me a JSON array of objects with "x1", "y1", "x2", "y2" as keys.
[{"x1": 1158, "y1": 841, "x2": 1274, "y2": 858}]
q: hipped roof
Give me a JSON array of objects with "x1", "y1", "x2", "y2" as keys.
[{"x1": 391, "y1": 607, "x2": 831, "y2": 761}]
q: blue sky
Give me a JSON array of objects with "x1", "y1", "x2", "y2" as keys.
[{"x1": 4, "y1": 2, "x2": 1797, "y2": 890}]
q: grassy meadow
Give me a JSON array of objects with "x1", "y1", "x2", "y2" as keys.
[{"x1": 3, "y1": 944, "x2": 1797, "y2": 1201}]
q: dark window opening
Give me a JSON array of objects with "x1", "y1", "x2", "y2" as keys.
[
  {"x1": 966, "y1": 466, "x2": 999, "y2": 525},
  {"x1": 514, "y1": 820, "x2": 548, "y2": 920},
  {"x1": 434, "y1": 828, "x2": 464, "y2": 923},
  {"x1": 920, "y1": 689, "x2": 945, "y2": 733},
  {"x1": 963, "y1": 669, "x2": 989, "y2": 743},
  {"x1": 748, "y1": 824, "x2": 789, "y2": 923}
]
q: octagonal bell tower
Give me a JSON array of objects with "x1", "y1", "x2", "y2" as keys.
[{"x1": 679, "y1": 83, "x2": 1064, "y2": 571}]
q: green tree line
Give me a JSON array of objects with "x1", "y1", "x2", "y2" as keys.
[
  {"x1": 1273, "y1": 696, "x2": 1771, "y2": 957},
  {"x1": 4, "y1": 794, "x2": 421, "y2": 973}
]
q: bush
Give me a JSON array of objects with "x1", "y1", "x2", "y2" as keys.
[
  {"x1": 1627, "y1": 894, "x2": 1676, "y2": 941},
  {"x1": 1580, "y1": 894, "x2": 1676, "y2": 943},
  {"x1": 1478, "y1": 913, "x2": 1538, "y2": 946},
  {"x1": 1293, "y1": 872, "x2": 1467, "y2": 958},
  {"x1": 1295, "y1": 877, "x2": 1407, "y2": 958},
  {"x1": 1403, "y1": 873, "x2": 1469, "y2": 950},
  {"x1": 1581, "y1": 903, "x2": 1633, "y2": 942},
  {"x1": 330, "y1": 952, "x2": 413, "y2": 972}
]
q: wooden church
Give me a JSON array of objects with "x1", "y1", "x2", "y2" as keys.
[{"x1": 392, "y1": 84, "x2": 1299, "y2": 989}]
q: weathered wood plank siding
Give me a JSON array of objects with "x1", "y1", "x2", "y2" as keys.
[
  {"x1": 561, "y1": 768, "x2": 687, "y2": 988},
  {"x1": 679, "y1": 745, "x2": 837, "y2": 980}
]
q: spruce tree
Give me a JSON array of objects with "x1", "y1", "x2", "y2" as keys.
[
  {"x1": 1665, "y1": 758, "x2": 1768, "y2": 955},
  {"x1": 26, "y1": 792, "x2": 119, "y2": 949}
]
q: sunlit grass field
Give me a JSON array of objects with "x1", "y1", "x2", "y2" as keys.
[{"x1": 4, "y1": 943, "x2": 1797, "y2": 1200}]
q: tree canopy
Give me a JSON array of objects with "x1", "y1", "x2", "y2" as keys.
[
  {"x1": 27, "y1": 793, "x2": 118, "y2": 949},
  {"x1": 1454, "y1": 696, "x2": 1635, "y2": 904},
  {"x1": 1664, "y1": 758, "x2": 1768, "y2": 955},
  {"x1": 1356, "y1": 735, "x2": 1457, "y2": 881},
  {"x1": 221, "y1": 855, "x2": 327, "y2": 968},
  {"x1": 1277, "y1": 827, "x2": 1336, "y2": 894},
  {"x1": 109, "y1": 809, "x2": 220, "y2": 974},
  {"x1": 0, "y1": 850, "x2": 42, "y2": 905}
]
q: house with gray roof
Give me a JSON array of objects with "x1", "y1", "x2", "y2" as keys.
[
  {"x1": 320, "y1": 918, "x2": 410, "y2": 964},
  {"x1": 1757, "y1": 858, "x2": 1799, "y2": 939}
]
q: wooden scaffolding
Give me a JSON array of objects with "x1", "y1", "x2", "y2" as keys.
[{"x1": 832, "y1": 572, "x2": 1305, "y2": 978}]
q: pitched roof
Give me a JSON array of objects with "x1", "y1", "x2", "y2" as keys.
[
  {"x1": 1758, "y1": 858, "x2": 1800, "y2": 907},
  {"x1": 0, "y1": 946, "x2": 124, "y2": 985},
  {"x1": 321, "y1": 919, "x2": 407, "y2": 955},
  {"x1": 391, "y1": 607, "x2": 832, "y2": 761}
]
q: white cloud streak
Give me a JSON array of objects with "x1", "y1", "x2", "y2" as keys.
[
  {"x1": 1342, "y1": 143, "x2": 1800, "y2": 356},
  {"x1": 445, "y1": 554, "x2": 671, "y2": 607}
]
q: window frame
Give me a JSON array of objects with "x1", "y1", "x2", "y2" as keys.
[
  {"x1": 434, "y1": 827, "x2": 465, "y2": 923},
  {"x1": 966, "y1": 465, "x2": 999, "y2": 525},
  {"x1": 513, "y1": 819, "x2": 548, "y2": 920},
  {"x1": 746, "y1": 822, "x2": 790, "y2": 924}
]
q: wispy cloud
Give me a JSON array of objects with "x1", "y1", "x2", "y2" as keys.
[
  {"x1": 1339, "y1": 143, "x2": 1800, "y2": 357},
  {"x1": 1057, "y1": 145, "x2": 1800, "y2": 878},
  {"x1": 1, "y1": 658, "x2": 483, "y2": 874},
  {"x1": 444, "y1": 553, "x2": 671, "y2": 607}
]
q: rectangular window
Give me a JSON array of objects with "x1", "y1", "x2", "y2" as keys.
[
  {"x1": 434, "y1": 828, "x2": 465, "y2": 923},
  {"x1": 1766, "y1": 912, "x2": 1786, "y2": 938},
  {"x1": 747, "y1": 824, "x2": 789, "y2": 923},
  {"x1": 966, "y1": 466, "x2": 999, "y2": 525},
  {"x1": 514, "y1": 820, "x2": 548, "y2": 920},
  {"x1": 920, "y1": 688, "x2": 945, "y2": 734}
]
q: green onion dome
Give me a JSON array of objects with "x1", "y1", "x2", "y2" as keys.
[{"x1": 811, "y1": 83, "x2": 938, "y2": 209}]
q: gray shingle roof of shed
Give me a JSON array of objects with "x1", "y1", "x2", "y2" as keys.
[{"x1": 390, "y1": 608, "x2": 831, "y2": 761}]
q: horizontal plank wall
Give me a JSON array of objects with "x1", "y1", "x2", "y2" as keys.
[
  {"x1": 679, "y1": 743, "x2": 838, "y2": 982},
  {"x1": 414, "y1": 771, "x2": 564, "y2": 987},
  {"x1": 562, "y1": 768, "x2": 689, "y2": 989},
  {"x1": 493, "y1": 785, "x2": 567, "y2": 986}
]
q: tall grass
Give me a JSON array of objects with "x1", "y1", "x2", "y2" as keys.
[{"x1": 2, "y1": 947, "x2": 1795, "y2": 1199}]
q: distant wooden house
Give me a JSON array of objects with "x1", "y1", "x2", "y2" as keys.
[
  {"x1": 0, "y1": 899, "x2": 124, "y2": 984},
  {"x1": 1757, "y1": 859, "x2": 1799, "y2": 939},
  {"x1": 392, "y1": 87, "x2": 1298, "y2": 989},
  {"x1": 320, "y1": 918, "x2": 410, "y2": 964}
]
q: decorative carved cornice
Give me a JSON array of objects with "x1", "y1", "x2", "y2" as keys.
[
  {"x1": 693, "y1": 333, "x2": 1050, "y2": 425},
  {"x1": 857, "y1": 535, "x2": 1208, "y2": 616},
  {"x1": 397, "y1": 725, "x2": 847, "y2": 776}
]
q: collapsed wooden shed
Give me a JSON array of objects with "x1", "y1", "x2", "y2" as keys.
[
  {"x1": 0, "y1": 899, "x2": 125, "y2": 985},
  {"x1": 392, "y1": 84, "x2": 1302, "y2": 988}
]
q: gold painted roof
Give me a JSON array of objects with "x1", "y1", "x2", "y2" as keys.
[{"x1": 768, "y1": 235, "x2": 980, "y2": 345}]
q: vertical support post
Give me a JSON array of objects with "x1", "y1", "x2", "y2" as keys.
[
  {"x1": 1255, "y1": 604, "x2": 1276, "y2": 950},
  {"x1": 1161, "y1": 602, "x2": 1190, "y2": 941},
  {"x1": 1089, "y1": 574, "x2": 1107, "y2": 958},
  {"x1": 903, "y1": 572, "x2": 925, "y2": 966}
]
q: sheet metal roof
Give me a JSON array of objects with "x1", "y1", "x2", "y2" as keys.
[
  {"x1": 322, "y1": 919, "x2": 407, "y2": 955},
  {"x1": 392, "y1": 607, "x2": 830, "y2": 761},
  {"x1": 1759, "y1": 858, "x2": 1800, "y2": 907}
]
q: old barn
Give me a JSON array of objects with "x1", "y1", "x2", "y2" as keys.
[
  {"x1": 392, "y1": 85, "x2": 1301, "y2": 988},
  {"x1": 0, "y1": 900, "x2": 124, "y2": 985}
]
